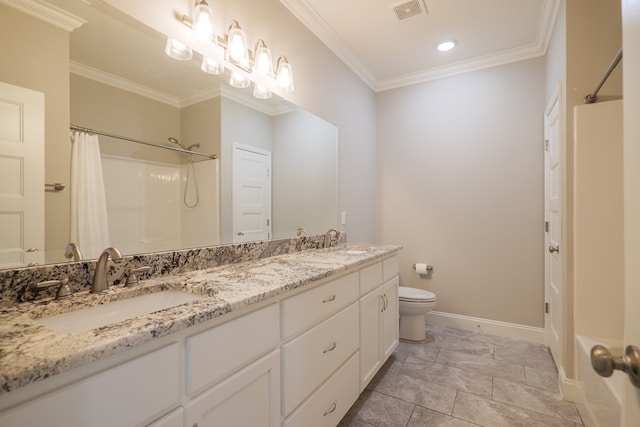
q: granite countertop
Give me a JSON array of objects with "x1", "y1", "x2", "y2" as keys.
[{"x1": 0, "y1": 244, "x2": 400, "y2": 395}]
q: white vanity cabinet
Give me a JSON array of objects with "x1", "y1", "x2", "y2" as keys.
[
  {"x1": 0, "y1": 251, "x2": 401, "y2": 427},
  {"x1": 359, "y1": 257, "x2": 400, "y2": 391}
]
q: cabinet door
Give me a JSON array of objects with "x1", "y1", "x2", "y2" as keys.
[
  {"x1": 359, "y1": 288, "x2": 382, "y2": 391},
  {"x1": 0, "y1": 343, "x2": 180, "y2": 427},
  {"x1": 381, "y1": 277, "x2": 399, "y2": 361},
  {"x1": 185, "y1": 350, "x2": 280, "y2": 427}
]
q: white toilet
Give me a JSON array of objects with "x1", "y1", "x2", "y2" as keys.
[{"x1": 398, "y1": 286, "x2": 437, "y2": 341}]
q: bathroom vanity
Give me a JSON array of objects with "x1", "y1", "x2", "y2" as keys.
[{"x1": 0, "y1": 244, "x2": 400, "y2": 426}]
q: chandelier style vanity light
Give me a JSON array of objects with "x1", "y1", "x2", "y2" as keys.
[{"x1": 165, "y1": 0, "x2": 294, "y2": 97}]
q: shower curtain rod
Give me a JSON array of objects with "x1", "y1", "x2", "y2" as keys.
[
  {"x1": 70, "y1": 124, "x2": 217, "y2": 160},
  {"x1": 584, "y1": 48, "x2": 623, "y2": 104}
]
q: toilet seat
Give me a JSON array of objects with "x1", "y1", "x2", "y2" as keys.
[{"x1": 399, "y1": 286, "x2": 436, "y2": 302}]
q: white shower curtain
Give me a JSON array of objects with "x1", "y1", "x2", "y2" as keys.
[{"x1": 70, "y1": 130, "x2": 110, "y2": 259}]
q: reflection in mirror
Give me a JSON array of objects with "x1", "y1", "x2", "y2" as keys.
[{"x1": 0, "y1": 0, "x2": 337, "y2": 269}]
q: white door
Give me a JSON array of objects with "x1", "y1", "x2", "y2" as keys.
[
  {"x1": 0, "y1": 81, "x2": 44, "y2": 268},
  {"x1": 622, "y1": 0, "x2": 640, "y2": 423},
  {"x1": 232, "y1": 143, "x2": 271, "y2": 243},
  {"x1": 544, "y1": 83, "x2": 562, "y2": 367}
]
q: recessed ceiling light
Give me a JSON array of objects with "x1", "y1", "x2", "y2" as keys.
[{"x1": 437, "y1": 40, "x2": 456, "y2": 52}]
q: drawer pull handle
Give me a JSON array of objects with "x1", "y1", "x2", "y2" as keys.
[
  {"x1": 323, "y1": 342, "x2": 337, "y2": 354},
  {"x1": 323, "y1": 295, "x2": 336, "y2": 303},
  {"x1": 323, "y1": 401, "x2": 337, "y2": 416}
]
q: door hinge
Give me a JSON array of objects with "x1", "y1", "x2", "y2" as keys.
[
  {"x1": 545, "y1": 221, "x2": 549, "y2": 232},
  {"x1": 545, "y1": 302, "x2": 549, "y2": 314},
  {"x1": 544, "y1": 139, "x2": 550, "y2": 152},
  {"x1": 267, "y1": 218, "x2": 270, "y2": 226}
]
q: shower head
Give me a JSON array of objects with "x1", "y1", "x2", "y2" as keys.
[{"x1": 168, "y1": 136, "x2": 186, "y2": 149}]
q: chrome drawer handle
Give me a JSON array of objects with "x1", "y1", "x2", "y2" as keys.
[
  {"x1": 323, "y1": 401, "x2": 337, "y2": 416},
  {"x1": 322, "y1": 295, "x2": 336, "y2": 303},
  {"x1": 323, "y1": 342, "x2": 337, "y2": 354}
]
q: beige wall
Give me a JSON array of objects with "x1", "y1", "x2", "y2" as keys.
[
  {"x1": 70, "y1": 74, "x2": 183, "y2": 164},
  {"x1": 0, "y1": 4, "x2": 70, "y2": 263},
  {"x1": 377, "y1": 58, "x2": 546, "y2": 327}
]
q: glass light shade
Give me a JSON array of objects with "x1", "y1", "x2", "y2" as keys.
[
  {"x1": 192, "y1": 0, "x2": 216, "y2": 42},
  {"x1": 201, "y1": 56, "x2": 224, "y2": 75},
  {"x1": 165, "y1": 37, "x2": 193, "y2": 60},
  {"x1": 229, "y1": 70, "x2": 250, "y2": 89},
  {"x1": 253, "y1": 83, "x2": 272, "y2": 99},
  {"x1": 226, "y1": 27, "x2": 248, "y2": 64},
  {"x1": 253, "y1": 46, "x2": 274, "y2": 78},
  {"x1": 276, "y1": 61, "x2": 294, "y2": 92}
]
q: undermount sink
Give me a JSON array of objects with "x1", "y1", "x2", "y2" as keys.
[
  {"x1": 344, "y1": 250, "x2": 368, "y2": 255},
  {"x1": 35, "y1": 291, "x2": 201, "y2": 334}
]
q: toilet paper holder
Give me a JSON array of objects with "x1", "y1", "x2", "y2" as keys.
[{"x1": 412, "y1": 264, "x2": 433, "y2": 271}]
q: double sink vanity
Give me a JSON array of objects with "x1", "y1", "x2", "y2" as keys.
[{"x1": 0, "y1": 239, "x2": 401, "y2": 426}]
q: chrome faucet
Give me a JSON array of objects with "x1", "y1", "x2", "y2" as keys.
[
  {"x1": 92, "y1": 247, "x2": 123, "y2": 293},
  {"x1": 64, "y1": 242, "x2": 83, "y2": 261},
  {"x1": 323, "y1": 228, "x2": 340, "y2": 248}
]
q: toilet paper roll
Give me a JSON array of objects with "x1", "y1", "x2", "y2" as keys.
[{"x1": 415, "y1": 263, "x2": 429, "y2": 275}]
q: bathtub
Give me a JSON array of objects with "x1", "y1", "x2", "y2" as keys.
[{"x1": 575, "y1": 336, "x2": 623, "y2": 426}]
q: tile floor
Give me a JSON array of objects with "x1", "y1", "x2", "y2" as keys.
[{"x1": 339, "y1": 324, "x2": 584, "y2": 427}]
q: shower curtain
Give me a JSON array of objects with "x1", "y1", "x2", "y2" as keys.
[{"x1": 70, "y1": 130, "x2": 110, "y2": 259}]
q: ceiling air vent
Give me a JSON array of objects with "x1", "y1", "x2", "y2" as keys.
[{"x1": 392, "y1": 0, "x2": 428, "y2": 21}]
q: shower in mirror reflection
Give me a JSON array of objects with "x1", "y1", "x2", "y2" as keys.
[
  {"x1": 69, "y1": 130, "x2": 110, "y2": 259},
  {"x1": 168, "y1": 137, "x2": 200, "y2": 208}
]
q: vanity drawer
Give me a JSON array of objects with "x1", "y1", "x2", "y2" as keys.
[
  {"x1": 281, "y1": 271, "x2": 358, "y2": 339},
  {"x1": 383, "y1": 255, "x2": 399, "y2": 282},
  {"x1": 281, "y1": 302, "x2": 359, "y2": 415},
  {"x1": 283, "y1": 351, "x2": 359, "y2": 427},
  {"x1": 186, "y1": 303, "x2": 279, "y2": 395},
  {"x1": 359, "y1": 262, "x2": 382, "y2": 296}
]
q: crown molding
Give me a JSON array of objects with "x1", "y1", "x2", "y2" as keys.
[
  {"x1": 279, "y1": 0, "x2": 377, "y2": 91},
  {"x1": 281, "y1": 0, "x2": 561, "y2": 92},
  {"x1": 70, "y1": 61, "x2": 181, "y2": 108},
  {"x1": 377, "y1": 43, "x2": 545, "y2": 91},
  {"x1": 0, "y1": 0, "x2": 86, "y2": 31}
]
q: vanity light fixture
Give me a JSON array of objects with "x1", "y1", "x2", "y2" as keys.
[
  {"x1": 229, "y1": 70, "x2": 251, "y2": 89},
  {"x1": 252, "y1": 40, "x2": 274, "y2": 79},
  {"x1": 224, "y1": 20, "x2": 249, "y2": 66},
  {"x1": 165, "y1": 37, "x2": 193, "y2": 60},
  {"x1": 201, "y1": 56, "x2": 224, "y2": 75},
  {"x1": 275, "y1": 56, "x2": 294, "y2": 92},
  {"x1": 437, "y1": 40, "x2": 456, "y2": 52},
  {"x1": 253, "y1": 83, "x2": 272, "y2": 99},
  {"x1": 191, "y1": 0, "x2": 216, "y2": 42}
]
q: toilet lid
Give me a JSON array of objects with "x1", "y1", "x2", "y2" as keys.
[{"x1": 399, "y1": 287, "x2": 436, "y2": 302}]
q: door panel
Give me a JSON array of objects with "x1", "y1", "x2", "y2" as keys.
[
  {"x1": 232, "y1": 144, "x2": 271, "y2": 243},
  {"x1": 544, "y1": 84, "x2": 562, "y2": 367},
  {"x1": 0, "y1": 81, "x2": 44, "y2": 268}
]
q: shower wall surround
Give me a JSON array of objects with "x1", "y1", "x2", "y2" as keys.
[{"x1": 0, "y1": 234, "x2": 345, "y2": 308}]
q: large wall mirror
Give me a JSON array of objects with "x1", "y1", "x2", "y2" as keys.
[{"x1": 0, "y1": 0, "x2": 338, "y2": 268}]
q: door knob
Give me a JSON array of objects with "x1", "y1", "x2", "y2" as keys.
[
  {"x1": 548, "y1": 245, "x2": 559, "y2": 254},
  {"x1": 591, "y1": 344, "x2": 640, "y2": 388}
]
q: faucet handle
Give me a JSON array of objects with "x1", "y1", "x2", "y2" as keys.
[
  {"x1": 33, "y1": 277, "x2": 72, "y2": 300},
  {"x1": 125, "y1": 266, "x2": 151, "y2": 287}
]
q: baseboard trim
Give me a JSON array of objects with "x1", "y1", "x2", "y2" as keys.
[
  {"x1": 425, "y1": 310, "x2": 546, "y2": 344},
  {"x1": 558, "y1": 366, "x2": 578, "y2": 402}
]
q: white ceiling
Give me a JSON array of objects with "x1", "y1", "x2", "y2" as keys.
[{"x1": 280, "y1": 0, "x2": 560, "y2": 91}]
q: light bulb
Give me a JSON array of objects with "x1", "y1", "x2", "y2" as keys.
[
  {"x1": 165, "y1": 37, "x2": 193, "y2": 60},
  {"x1": 193, "y1": 2, "x2": 215, "y2": 42},
  {"x1": 201, "y1": 56, "x2": 224, "y2": 75},
  {"x1": 253, "y1": 83, "x2": 272, "y2": 99},
  {"x1": 229, "y1": 70, "x2": 250, "y2": 88}
]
